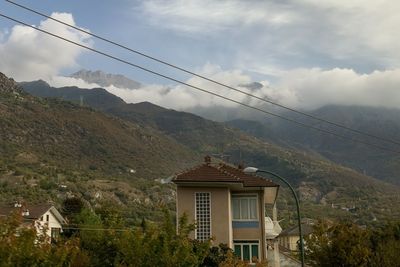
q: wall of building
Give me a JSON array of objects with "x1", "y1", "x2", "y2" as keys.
[
  {"x1": 176, "y1": 186, "x2": 231, "y2": 246},
  {"x1": 279, "y1": 235, "x2": 299, "y2": 251},
  {"x1": 35, "y1": 209, "x2": 62, "y2": 242}
]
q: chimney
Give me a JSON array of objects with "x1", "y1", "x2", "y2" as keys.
[
  {"x1": 22, "y1": 209, "x2": 29, "y2": 216},
  {"x1": 204, "y1": 155, "x2": 211, "y2": 165}
]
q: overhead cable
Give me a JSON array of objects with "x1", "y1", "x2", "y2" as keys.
[
  {"x1": 6, "y1": 0, "x2": 400, "y2": 147},
  {"x1": 0, "y1": 13, "x2": 399, "y2": 155}
]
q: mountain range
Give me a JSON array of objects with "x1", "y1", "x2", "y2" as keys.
[
  {"x1": 17, "y1": 75, "x2": 400, "y2": 224},
  {"x1": 227, "y1": 105, "x2": 400, "y2": 185},
  {"x1": 0, "y1": 71, "x2": 398, "y2": 225}
]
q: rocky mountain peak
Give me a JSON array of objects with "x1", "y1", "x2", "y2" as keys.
[
  {"x1": 0, "y1": 72, "x2": 23, "y2": 94},
  {"x1": 70, "y1": 69, "x2": 141, "y2": 89}
]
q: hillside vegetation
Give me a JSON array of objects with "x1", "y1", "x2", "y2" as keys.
[
  {"x1": 19, "y1": 79, "x2": 400, "y2": 224},
  {"x1": 1, "y1": 73, "x2": 201, "y2": 221},
  {"x1": 227, "y1": 105, "x2": 400, "y2": 185}
]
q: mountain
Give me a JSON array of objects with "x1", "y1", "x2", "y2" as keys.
[
  {"x1": 70, "y1": 69, "x2": 141, "y2": 89},
  {"x1": 227, "y1": 105, "x2": 400, "y2": 185},
  {"x1": 1, "y1": 72, "x2": 203, "y2": 221},
  {"x1": 20, "y1": 79, "x2": 400, "y2": 224}
]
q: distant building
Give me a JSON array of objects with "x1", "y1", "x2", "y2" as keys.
[
  {"x1": 278, "y1": 222, "x2": 314, "y2": 251},
  {"x1": 0, "y1": 202, "x2": 66, "y2": 243},
  {"x1": 173, "y1": 156, "x2": 280, "y2": 264}
]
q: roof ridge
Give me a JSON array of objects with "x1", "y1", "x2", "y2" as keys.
[{"x1": 217, "y1": 164, "x2": 241, "y2": 181}]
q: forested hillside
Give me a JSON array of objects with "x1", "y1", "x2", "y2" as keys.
[{"x1": 18, "y1": 78, "x2": 400, "y2": 224}]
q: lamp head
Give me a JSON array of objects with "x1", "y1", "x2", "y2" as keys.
[{"x1": 243, "y1": 167, "x2": 258, "y2": 173}]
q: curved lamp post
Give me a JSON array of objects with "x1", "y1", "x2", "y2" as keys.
[{"x1": 243, "y1": 167, "x2": 305, "y2": 267}]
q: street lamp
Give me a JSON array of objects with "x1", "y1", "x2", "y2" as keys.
[{"x1": 243, "y1": 167, "x2": 305, "y2": 267}]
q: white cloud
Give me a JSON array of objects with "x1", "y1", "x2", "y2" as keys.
[
  {"x1": 48, "y1": 64, "x2": 260, "y2": 110},
  {"x1": 47, "y1": 64, "x2": 400, "y2": 122},
  {"x1": 49, "y1": 63, "x2": 400, "y2": 114},
  {"x1": 275, "y1": 68, "x2": 400, "y2": 110},
  {"x1": 137, "y1": 0, "x2": 400, "y2": 71},
  {"x1": 49, "y1": 76, "x2": 102, "y2": 89},
  {"x1": 0, "y1": 12, "x2": 92, "y2": 81},
  {"x1": 137, "y1": 0, "x2": 294, "y2": 34}
]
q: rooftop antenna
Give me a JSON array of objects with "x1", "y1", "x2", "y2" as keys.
[{"x1": 212, "y1": 152, "x2": 231, "y2": 163}]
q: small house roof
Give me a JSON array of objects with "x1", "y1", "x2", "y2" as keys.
[
  {"x1": 0, "y1": 203, "x2": 66, "y2": 224},
  {"x1": 173, "y1": 158, "x2": 279, "y2": 188}
]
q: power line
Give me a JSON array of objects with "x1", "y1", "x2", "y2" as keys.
[
  {"x1": 1, "y1": 215, "x2": 138, "y2": 231},
  {"x1": 1, "y1": 13, "x2": 399, "y2": 155},
  {"x1": 6, "y1": 0, "x2": 400, "y2": 148}
]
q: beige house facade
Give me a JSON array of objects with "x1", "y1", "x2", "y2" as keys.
[{"x1": 173, "y1": 157, "x2": 279, "y2": 263}]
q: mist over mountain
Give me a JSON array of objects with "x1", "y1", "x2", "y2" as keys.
[
  {"x1": 227, "y1": 105, "x2": 400, "y2": 185},
  {"x1": 17, "y1": 76, "x2": 400, "y2": 223},
  {"x1": 70, "y1": 69, "x2": 142, "y2": 89}
]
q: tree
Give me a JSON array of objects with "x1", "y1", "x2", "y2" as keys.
[
  {"x1": 0, "y1": 213, "x2": 86, "y2": 267},
  {"x1": 305, "y1": 221, "x2": 371, "y2": 267}
]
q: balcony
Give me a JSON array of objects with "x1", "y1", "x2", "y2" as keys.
[{"x1": 265, "y1": 216, "x2": 282, "y2": 239}]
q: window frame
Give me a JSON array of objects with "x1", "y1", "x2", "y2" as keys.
[
  {"x1": 231, "y1": 194, "x2": 259, "y2": 221},
  {"x1": 51, "y1": 227, "x2": 61, "y2": 243},
  {"x1": 233, "y1": 240, "x2": 260, "y2": 263}
]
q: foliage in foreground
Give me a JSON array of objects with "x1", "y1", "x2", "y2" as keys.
[
  {"x1": 0, "y1": 208, "x2": 256, "y2": 267},
  {"x1": 305, "y1": 220, "x2": 400, "y2": 267}
]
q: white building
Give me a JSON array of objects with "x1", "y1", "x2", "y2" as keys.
[{"x1": 0, "y1": 202, "x2": 66, "y2": 243}]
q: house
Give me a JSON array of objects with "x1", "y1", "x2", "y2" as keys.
[
  {"x1": 173, "y1": 156, "x2": 280, "y2": 263},
  {"x1": 0, "y1": 202, "x2": 66, "y2": 243},
  {"x1": 278, "y1": 222, "x2": 314, "y2": 251}
]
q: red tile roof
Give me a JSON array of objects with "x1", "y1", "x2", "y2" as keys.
[{"x1": 173, "y1": 162, "x2": 278, "y2": 188}]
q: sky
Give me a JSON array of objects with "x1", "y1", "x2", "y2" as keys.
[{"x1": 1, "y1": 0, "x2": 400, "y2": 116}]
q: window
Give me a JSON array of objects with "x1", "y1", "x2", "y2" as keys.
[
  {"x1": 234, "y1": 240, "x2": 259, "y2": 263},
  {"x1": 195, "y1": 192, "x2": 211, "y2": 241},
  {"x1": 46, "y1": 214, "x2": 49, "y2": 222},
  {"x1": 51, "y1": 228, "x2": 60, "y2": 243},
  {"x1": 232, "y1": 195, "x2": 258, "y2": 221}
]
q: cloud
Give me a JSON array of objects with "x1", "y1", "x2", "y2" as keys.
[
  {"x1": 275, "y1": 68, "x2": 400, "y2": 110},
  {"x1": 136, "y1": 0, "x2": 400, "y2": 73},
  {"x1": 49, "y1": 64, "x2": 400, "y2": 118},
  {"x1": 0, "y1": 12, "x2": 92, "y2": 81},
  {"x1": 137, "y1": 0, "x2": 294, "y2": 34},
  {"x1": 48, "y1": 76, "x2": 102, "y2": 89},
  {"x1": 48, "y1": 64, "x2": 265, "y2": 110}
]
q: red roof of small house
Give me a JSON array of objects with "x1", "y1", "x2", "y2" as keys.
[
  {"x1": 173, "y1": 158, "x2": 278, "y2": 188},
  {"x1": 0, "y1": 203, "x2": 66, "y2": 224}
]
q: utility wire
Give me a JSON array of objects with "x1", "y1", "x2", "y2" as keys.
[
  {"x1": 1, "y1": 215, "x2": 138, "y2": 231},
  {"x1": 1, "y1": 13, "x2": 399, "y2": 155},
  {"x1": 6, "y1": 0, "x2": 400, "y2": 147}
]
